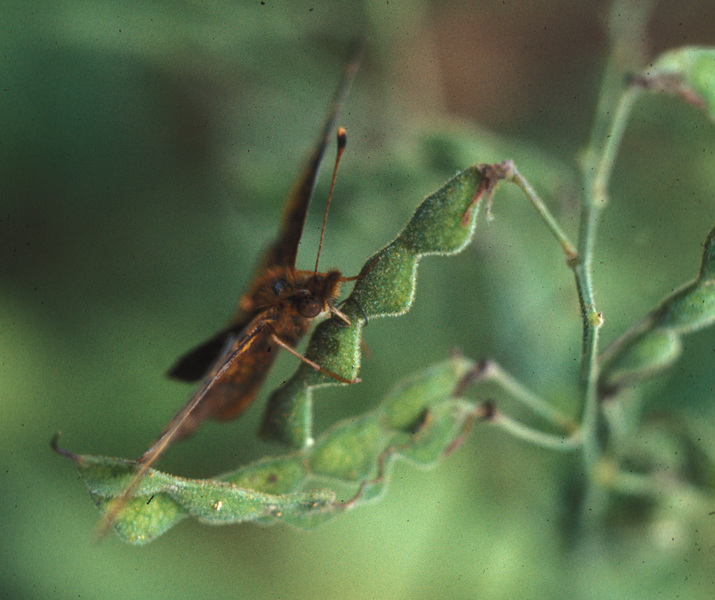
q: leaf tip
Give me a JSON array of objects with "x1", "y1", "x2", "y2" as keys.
[{"x1": 51, "y1": 432, "x2": 83, "y2": 465}]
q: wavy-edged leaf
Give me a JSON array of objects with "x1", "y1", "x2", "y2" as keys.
[
  {"x1": 55, "y1": 356, "x2": 476, "y2": 544},
  {"x1": 261, "y1": 165, "x2": 487, "y2": 447}
]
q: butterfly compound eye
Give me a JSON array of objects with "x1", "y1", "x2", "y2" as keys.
[{"x1": 298, "y1": 298, "x2": 321, "y2": 318}]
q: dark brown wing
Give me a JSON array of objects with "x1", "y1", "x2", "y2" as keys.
[
  {"x1": 167, "y1": 43, "x2": 362, "y2": 383},
  {"x1": 166, "y1": 321, "x2": 249, "y2": 382},
  {"x1": 149, "y1": 315, "x2": 272, "y2": 452},
  {"x1": 256, "y1": 42, "x2": 363, "y2": 273},
  {"x1": 167, "y1": 324, "x2": 281, "y2": 441}
]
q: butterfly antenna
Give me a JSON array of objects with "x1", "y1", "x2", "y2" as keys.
[{"x1": 314, "y1": 127, "x2": 348, "y2": 276}]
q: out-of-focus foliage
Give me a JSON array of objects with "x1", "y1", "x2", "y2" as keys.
[
  {"x1": 3, "y1": 1, "x2": 715, "y2": 599},
  {"x1": 599, "y1": 224, "x2": 715, "y2": 393},
  {"x1": 644, "y1": 47, "x2": 715, "y2": 120}
]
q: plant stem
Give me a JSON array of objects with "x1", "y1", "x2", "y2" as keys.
[
  {"x1": 595, "y1": 458, "x2": 713, "y2": 515},
  {"x1": 477, "y1": 359, "x2": 576, "y2": 432},
  {"x1": 573, "y1": 206, "x2": 604, "y2": 465},
  {"x1": 574, "y1": 0, "x2": 655, "y2": 523},
  {"x1": 575, "y1": 91, "x2": 641, "y2": 454},
  {"x1": 491, "y1": 410, "x2": 582, "y2": 452},
  {"x1": 507, "y1": 84, "x2": 641, "y2": 463},
  {"x1": 508, "y1": 166, "x2": 578, "y2": 263},
  {"x1": 589, "y1": 88, "x2": 642, "y2": 207},
  {"x1": 504, "y1": 165, "x2": 606, "y2": 459}
]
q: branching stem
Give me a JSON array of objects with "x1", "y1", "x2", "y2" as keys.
[
  {"x1": 570, "y1": 0, "x2": 655, "y2": 522},
  {"x1": 471, "y1": 359, "x2": 576, "y2": 433},
  {"x1": 500, "y1": 0, "x2": 655, "y2": 509},
  {"x1": 507, "y1": 166, "x2": 578, "y2": 264},
  {"x1": 490, "y1": 410, "x2": 582, "y2": 452}
]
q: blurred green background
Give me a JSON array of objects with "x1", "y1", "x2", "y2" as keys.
[{"x1": 2, "y1": 0, "x2": 715, "y2": 598}]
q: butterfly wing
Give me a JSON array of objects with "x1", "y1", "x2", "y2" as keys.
[
  {"x1": 255, "y1": 45, "x2": 362, "y2": 274},
  {"x1": 166, "y1": 321, "x2": 281, "y2": 440},
  {"x1": 166, "y1": 321, "x2": 249, "y2": 382},
  {"x1": 100, "y1": 46, "x2": 364, "y2": 537},
  {"x1": 168, "y1": 45, "x2": 362, "y2": 383}
]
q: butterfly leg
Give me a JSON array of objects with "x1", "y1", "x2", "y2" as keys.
[
  {"x1": 335, "y1": 296, "x2": 368, "y2": 327},
  {"x1": 332, "y1": 254, "x2": 378, "y2": 328},
  {"x1": 269, "y1": 332, "x2": 360, "y2": 384},
  {"x1": 329, "y1": 304, "x2": 352, "y2": 326}
]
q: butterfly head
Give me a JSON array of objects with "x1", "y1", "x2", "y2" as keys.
[{"x1": 261, "y1": 268, "x2": 343, "y2": 321}]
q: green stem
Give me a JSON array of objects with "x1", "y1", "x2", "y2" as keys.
[
  {"x1": 575, "y1": 90, "x2": 643, "y2": 466},
  {"x1": 589, "y1": 88, "x2": 642, "y2": 208},
  {"x1": 507, "y1": 83, "x2": 640, "y2": 461},
  {"x1": 479, "y1": 360, "x2": 576, "y2": 432},
  {"x1": 574, "y1": 91, "x2": 641, "y2": 445},
  {"x1": 505, "y1": 160, "x2": 607, "y2": 461},
  {"x1": 574, "y1": 0, "x2": 654, "y2": 522},
  {"x1": 505, "y1": 81, "x2": 643, "y2": 469},
  {"x1": 491, "y1": 411, "x2": 582, "y2": 452},
  {"x1": 508, "y1": 166, "x2": 578, "y2": 263},
  {"x1": 597, "y1": 460, "x2": 713, "y2": 515},
  {"x1": 573, "y1": 204, "x2": 604, "y2": 465},
  {"x1": 505, "y1": 162, "x2": 606, "y2": 455}
]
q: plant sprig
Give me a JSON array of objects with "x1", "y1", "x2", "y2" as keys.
[{"x1": 54, "y1": 1, "x2": 715, "y2": 544}]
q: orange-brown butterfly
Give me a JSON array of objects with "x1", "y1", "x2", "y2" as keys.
[{"x1": 98, "y1": 47, "x2": 364, "y2": 535}]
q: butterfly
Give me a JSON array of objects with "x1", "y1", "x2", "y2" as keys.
[{"x1": 98, "y1": 46, "x2": 364, "y2": 535}]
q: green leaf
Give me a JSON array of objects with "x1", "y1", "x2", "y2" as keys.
[
  {"x1": 643, "y1": 47, "x2": 715, "y2": 120},
  {"x1": 656, "y1": 280, "x2": 715, "y2": 333},
  {"x1": 55, "y1": 356, "x2": 476, "y2": 544},
  {"x1": 697, "y1": 222, "x2": 715, "y2": 280},
  {"x1": 54, "y1": 448, "x2": 335, "y2": 545},
  {"x1": 398, "y1": 399, "x2": 475, "y2": 466},
  {"x1": 223, "y1": 456, "x2": 308, "y2": 496},
  {"x1": 309, "y1": 415, "x2": 389, "y2": 481},
  {"x1": 599, "y1": 328, "x2": 682, "y2": 393},
  {"x1": 261, "y1": 165, "x2": 486, "y2": 447},
  {"x1": 380, "y1": 358, "x2": 477, "y2": 431}
]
